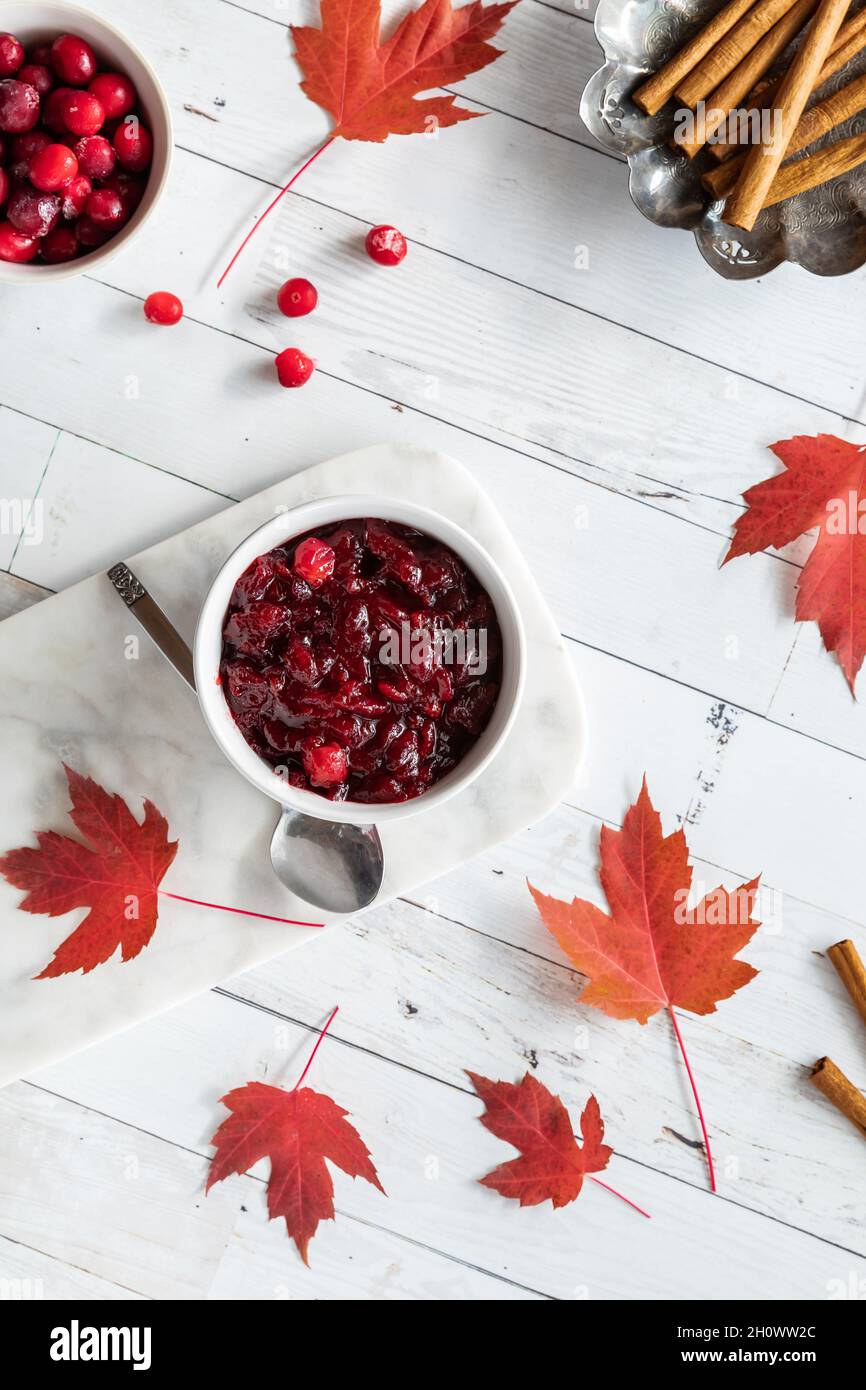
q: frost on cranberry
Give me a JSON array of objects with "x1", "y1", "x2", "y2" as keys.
[
  {"x1": 219, "y1": 518, "x2": 503, "y2": 803},
  {"x1": 8, "y1": 188, "x2": 60, "y2": 237},
  {"x1": 73, "y1": 134, "x2": 114, "y2": 179},
  {"x1": 0, "y1": 34, "x2": 24, "y2": 78},
  {"x1": 0, "y1": 79, "x2": 40, "y2": 133},
  {"x1": 18, "y1": 64, "x2": 53, "y2": 98},
  {"x1": 365, "y1": 224, "x2": 407, "y2": 266}
]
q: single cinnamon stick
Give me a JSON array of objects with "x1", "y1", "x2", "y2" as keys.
[
  {"x1": 724, "y1": 0, "x2": 851, "y2": 230},
  {"x1": 633, "y1": 0, "x2": 757, "y2": 115},
  {"x1": 810, "y1": 1056, "x2": 866, "y2": 1138},
  {"x1": 828, "y1": 938, "x2": 866, "y2": 1031},
  {"x1": 676, "y1": 0, "x2": 805, "y2": 107},
  {"x1": 760, "y1": 127, "x2": 866, "y2": 205},
  {"x1": 677, "y1": 0, "x2": 819, "y2": 157},
  {"x1": 710, "y1": 4, "x2": 866, "y2": 159},
  {"x1": 702, "y1": 69, "x2": 866, "y2": 195}
]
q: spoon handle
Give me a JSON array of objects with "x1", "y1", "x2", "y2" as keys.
[{"x1": 107, "y1": 562, "x2": 196, "y2": 691}]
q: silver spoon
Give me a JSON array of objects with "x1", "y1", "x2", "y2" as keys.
[{"x1": 107, "y1": 564, "x2": 385, "y2": 913}]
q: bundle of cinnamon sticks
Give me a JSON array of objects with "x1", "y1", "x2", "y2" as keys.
[
  {"x1": 633, "y1": 0, "x2": 866, "y2": 230},
  {"x1": 811, "y1": 939, "x2": 866, "y2": 1141}
]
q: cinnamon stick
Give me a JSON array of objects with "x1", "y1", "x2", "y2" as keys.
[
  {"x1": 724, "y1": 0, "x2": 851, "y2": 230},
  {"x1": 702, "y1": 69, "x2": 866, "y2": 196},
  {"x1": 633, "y1": 0, "x2": 757, "y2": 115},
  {"x1": 676, "y1": 0, "x2": 806, "y2": 107},
  {"x1": 828, "y1": 938, "x2": 866, "y2": 1031},
  {"x1": 710, "y1": 4, "x2": 866, "y2": 159},
  {"x1": 810, "y1": 1056, "x2": 866, "y2": 1138},
  {"x1": 760, "y1": 127, "x2": 866, "y2": 205},
  {"x1": 677, "y1": 0, "x2": 818, "y2": 157}
]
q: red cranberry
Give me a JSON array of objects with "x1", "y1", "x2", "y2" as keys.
[
  {"x1": 0, "y1": 33, "x2": 23, "y2": 77},
  {"x1": 43, "y1": 86, "x2": 73, "y2": 132},
  {"x1": 0, "y1": 167, "x2": 7, "y2": 209},
  {"x1": 29, "y1": 143, "x2": 78, "y2": 191},
  {"x1": 8, "y1": 187, "x2": 60, "y2": 237},
  {"x1": 59, "y1": 89, "x2": 104, "y2": 136},
  {"x1": 17, "y1": 63, "x2": 52, "y2": 97},
  {"x1": 50, "y1": 34, "x2": 97, "y2": 87},
  {"x1": 73, "y1": 133, "x2": 113, "y2": 179},
  {"x1": 275, "y1": 347, "x2": 314, "y2": 388},
  {"x1": 85, "y1": 187, "x2": 124, "y2": 227},
  {"x1": 89, "y1": 71, "x2": 136, "y2": 120},
  {"x1": 143, "y1": 290, "x2": 183, "y2": 325},
  {"x1": 277, "y1": 277, "x2": 317, "y2": 317},
  {"x1": 76, "y1": 214, "x2": 110, "y2": 247},
  {"x1": 0, "y1": 219, "x2": 39, "y2": 260},
  {"x1": 29, "y1": 43, "x2": 53, "y2": 67},
  {"x1": 40, "y1": 222, "x2": 78, "y2": 263},
  {"x1": 294, "y1": 537, "x2": 336, "y2": 586},
  {"x1": 60, "y1": 173, "x2": 91, "y2": 219},
  {"x1": 102, "y1": 169, "x2": 144, "y2": 213},
  {"x1": 8, "y1": 129, "x2": 50, "y2": 181},
  {"x1": 0, "y1": 79, "x2": 40, "y2": 133},
  {"x1": 365, "y1": 224, "x2": 407, "y2": 266},
  {"x1": 302, "y1": 743, "x2": 348, "y2": 788},
  {"x1": 113, "y1": 117, "x2": 152, "y2": 171}
]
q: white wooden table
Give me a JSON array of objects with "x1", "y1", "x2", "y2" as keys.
[{"x1": 2, "y1": 0, "x2": 866, "y2": 1302}]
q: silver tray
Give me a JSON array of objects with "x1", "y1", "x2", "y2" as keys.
[{"x1": 580, "y1": 0, "x2": 866, "y2": 278}]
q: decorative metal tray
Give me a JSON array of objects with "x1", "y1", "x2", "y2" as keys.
[{"x1": 580, "y1": 0, "x2": 866, "y2": 277}]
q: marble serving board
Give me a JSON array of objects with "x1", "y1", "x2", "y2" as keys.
[{"x1": 0, "y1": 444, "x2": 586, "y2": 1087}]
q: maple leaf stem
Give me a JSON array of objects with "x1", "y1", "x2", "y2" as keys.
[
  {"x1": 216, "y1": 137, "x2": 336, "y2": 288},
  {"x1": 667, "y1": 1004, "x2": 717, "y2": 1193},
  {"x1": 292, "y1": 1004, "x2": 340, "y2": 1091},
  {"x1": 588, "y1": 1176, "x2": 652, "y2": 1219},
  {"x1": 158, "y1": 890, "x2": 322, "y2": 928}
]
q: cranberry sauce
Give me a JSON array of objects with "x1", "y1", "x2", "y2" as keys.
[{"x1": 219, "y1": 518, "x2": 503, "y2": 803}]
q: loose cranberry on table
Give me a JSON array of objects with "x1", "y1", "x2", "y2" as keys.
[
  {"x1": 365, "y1": 224, "x2": 407, "y2": 266},
  {"x1": 277, "y1": 276, "x2": 318, "y2": 317},
  {"x1": 29, "y1": 142, "x2": 77, "y2": 192},
  {"x1": 50, "y1": 34, "x2": 97, "y2": 87},
  {"x1": 144, "y1": 290, "x2": 183, "y2": 326},
  {"x1": 275, "y1": 347, "x2": 314, "y2": 388},
  {"x1": 220, "y1": 518, "x2": 503, "y2": 803},
  {"x1": 0, "y1": 33, "x2": 23, "y2": 77}
]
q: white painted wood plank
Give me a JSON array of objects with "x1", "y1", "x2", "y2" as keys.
[
  {"x1": 29, "y1": 993, "x2": 866, "y2": 1299},
  {"x1": 0, "y1": 1235, "x2": 145, "y2": 1301},
  {"x1": 0, "y1": 410, "x2": 57, "y2": 571},
  {"x1": 76, "y1": 0, "x2": 866, "y2": 419}
]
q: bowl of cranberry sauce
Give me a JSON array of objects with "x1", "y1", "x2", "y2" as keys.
[
  {"x1": 0, "y1": 3, "x2": 171, "y2": 281},
  {"x1": 195, "y1": 498, "x2": 526, "y2": 824}
]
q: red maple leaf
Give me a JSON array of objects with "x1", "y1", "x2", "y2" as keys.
[
  {"x1": 207, "y1": 1078, "x2": 384, "y2": 1263},
  {"x1": 724, "y1": 434, "x2": 866, "y2": 693},
  {"x1": 291, "y1": 0, "x2": 519, "y2": 142},
  {"x1": 468, "y1": 1071, "x2": 612, "y2": 1208},
  {"x1": 0, "y1": 764, "x2": 177, "y2": 979},
  {"x1": 528, "y1": 778, "x2": 761, "y2": 1190}
]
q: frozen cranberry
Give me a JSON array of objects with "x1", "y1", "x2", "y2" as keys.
[
  {"x1": 0, "y1": 168, "x2": 7, "y2": 209},
  {"x1": 8, "y1": 129, "x2": 48, "y2": 181},
  {"x1": 0, "y1": 33, "x2": 23, "y2": 77},
  {"x1": 0, "y1": 219, "x2": 38, "y2": 261},
  {"x1": 43, "y1": 86, "x2": 72, "y2": 132},
  {"x1": 72, "y1": 133, "x2": 113, "y2": 178},
  {"x1": 277, "y1": 277, "x2": 317, "y2": 317},
  {"x1": 88, "y1": 71, "x2": 136, "y2": 120},
  {"x1": 143, "y1": 290, "x2": 183, "y2": 325},
  {"x1": 17, "y1": 63, "x2": 52, "y2": 97},
  {"x1": 8, "y1": 187, "x2": 60, "y2": 237},
  {"x1": 302, "y1": 743, "x2": 348, "y2": 788},
  {"x1": 294, "y1": 538, "x2": 335, "y2": 587},
  {"x1": 40, "y1": 222, "x2": 78, "y2": 263},
  {"x1": 59, "y1": 88, "x2": 104, "y2": 136},
  {"x1": 365, "y1": 224, "x2": 407, "y2": 266},
  {"x1": 76, "y1": 214, "x2": 110, "y2": 247},
  {"x1": 84, "y1": 187, "x2": 124, "y2": 227},
  {"x1": 50, "y1": 34, "x2": 97, "y2": 87},
  {"x1": 60, "y1": 173, "x2": 90, "y2": 219},
  {"x1": 275, "y1": 347, "x2": 314, "y2": 388},
  {"x1": 113, "y1": 116, "x2": 152, "y2": 171},
  {"x1": 0, "y1": 79, "x2": 39, "y2": 133},
  {"x1": 29, "y1": 143, "x2": 78, "y2": 191}
]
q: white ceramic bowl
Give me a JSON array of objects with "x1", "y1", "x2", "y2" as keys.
[
  {"x1": 0, "y1": 1, "x2": 172, "y2": 283},
  {"x1": 194, "y1": 497, "x2": 526, "y2": 825}
]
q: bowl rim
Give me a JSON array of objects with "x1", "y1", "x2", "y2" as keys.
[
  {"x1": 193, "y1": 494, "x2": 527, "y2": 825},
  {"x1": 0, "y1": 0, "x2": 173, "y2": 283}
]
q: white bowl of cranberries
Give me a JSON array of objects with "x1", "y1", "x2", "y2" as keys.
[
  {"x1": 194, "y1": 498, "x2": 527, "y2": 824},
  {"x1": 0, "y1": 2, "x2": 171, "y2": 279}
]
